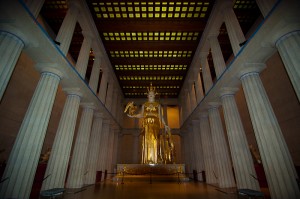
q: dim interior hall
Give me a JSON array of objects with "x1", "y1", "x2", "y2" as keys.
[{"x1": 0, "y1": 0, "x2": 300, "y2": 199}]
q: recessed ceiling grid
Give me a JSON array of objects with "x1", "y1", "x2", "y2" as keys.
[
  {"x1": 40, "y1": 0, "x2": 261, "y2": 98},
  {"x1": 92, "y1": 1, "x2": 210, "y2": 19},
  {"x1": 86, "y1": 0, "x2": 214, "y2": 98},
  {"x1": 102, "y1": 31, "x2": 199, "y2": 41}
]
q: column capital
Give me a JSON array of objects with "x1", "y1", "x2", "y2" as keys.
[
  {"x1": 81, "y1": 102, "x2": 97, "y2": 110},
  {"x1": 238, "y1": 63, "x2": 266, "y2": 79},
  {"x1": 219, "y1": 87, "x2": 239, "y2": 98},
  {"x1": 94, "y1": 112, "x2": 104, "y2": 118},
  {"x1": 103, "y1": 119, "x2": 111, "y2": 124},
  {"x1": 68, "y1": 0, "x2": 81, "y2": 13},
  {"x1": 199, "y1": 112, "x2": 208, "y2": 118},
  {"x1": 63, "y1": 87, "x2": 82, "y2": 97},
  {"x1": 207, "y1": 33, "x2": 219, "y2": 39},
  {"x1": 0, "y1": 26, "x2": 34, "y2": 48},
  {"x1": 199, "y1": 51, "x2": 208, "y2": 59},
  {"x1": 208, "y1": 102, "x2": 221, "y2": 109},
  {"x1": 82, "y1": 31, "x2": 94, "y2": 40},
  {"x1": 36, "y1": 63, "x2": 64, "y2": 79},
  {"x1": 275, "y1": 30, "x2": 300, "y2": 47}
]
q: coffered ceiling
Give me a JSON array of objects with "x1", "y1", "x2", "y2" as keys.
[{"x1": 40, "y1": 0, "x2": 261, "y2": 99}]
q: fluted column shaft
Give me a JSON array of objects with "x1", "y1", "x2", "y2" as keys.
[
  {"x1": 200, "y1": 55, "x2": 213, "y2": 93},
  {"x1": 276, "y1": 31, "x2": 300, "y2": 101},
  {"x1": 189, "y1": 83, "x2": 197, "y2": 110},
  {"x1": 256, "y1": 0, "x2": 276, "y2": 17},
  {"x1": 185, "y1": 89, "x2": 191, "y2": 117},
  {"x1": 209, "y1": 35, "x2": 226, "y2": 78},
  {"x1": 195, "y1": 72, "x2": 204, "y2": 103},
  {"x1": 56, "y1": 4, "x2": 79, "y2": 55},
  {"x1": 105, "y1": 82, "x2": 114, "y2": 111},
  {"x1": 66, "y1": 105, "x2": 94, "y2": 188},
  {"x1": 42, "y1": 90, "x2": 81, "y2": 190},
  {"x1": 220, "y1": 91, "x2": 259, "y2": 190},
  {"x1": 192, "y1": 120, "x2": 204, "y2": 181},
  {"x1": 133, "y1": 133, "x2": 140, "y2": 163},
  {"x1": 24, "y1": 0, "x2": 45, "y2": 18},
  {"x1": 183, "y1": 130, "x2": 192, "y2": 175},
  {"x1": 89, "y1": 56, "x2": 101, "y2": 93},
  {"x1": 223, "y1": 7, "x2": 245, "y2": 56},
  {"x1": 0, "y1": 69, "x2": 61, "y2": 199},
  {"x1": 0, "y1": 31, "x2": 24, "y2": 101},
  {"x1": 98, "y1": 70, "x2": 108, "y2": 103},
  {"x1": 199, "y1": 113, "x2": 218, "y2": 184},
  {"x1": 75, "y1": 35, "x2": 92, "y2": 78},
  {"x1": 240, "y1": 71, "x2": 300, "y2": 199},
  {"x1": 112, "y1": 130, "x2": 119, "y2": 170},
  {"x1": 106, "y1": 127, "x2": 115, "y2": 173},
  {"x1": 208, "y1": 105, "x2": 235, "y2": 188},
  {"x1": 111, "y1": 91, "x2": 118, "y2": 117},
  {"x1": 97, "y1": 120, "x2": 110, "y2": 173},
  {"x1": 85, "y1": 113, "x2": 103, "y2": 184}
]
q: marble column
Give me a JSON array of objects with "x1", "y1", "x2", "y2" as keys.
[
  {"x1": 223, "y1": 7, "x2": 245, "y2": 56},
  {"x1": 192, "y1": 120, "x2": 204, "y2": 181},
  {"x1": 97, "y1": 120, "x2": 111, "y2": 173},
  {"x1": 98, "y1": 70, "x2": 108, "y2": 103},
  {"x1": 208, "y1": 104, "x2": 235, "y2": 188},
  {"x1": 0, "y1": 31, "x2": 25, "y2": 101},
  {"x1": 42, "y1": 89, "x2": 82, "y2": 190},
  {"x1": 0, "y1": 67, "x2": 62, "y2": 199},
  {"x1": 240, "y1": 65, "x2": 300, "y2": 199},
  {"x1": 182, "y1": 129, "x2": 192, "y2": 175},
  {"x1": 112, "y1": 130, "x2": 120, "y2": 171},
  {"x1": 111, "y1": 90, "x2": 118, "y2": 117},
  {"x1": 220, "y1": 88, "x2": 260, "y2": 190},
  {"x1": 199, "y1": 113, "x2": 218, "y2": 184},
  {"x1": 106, "y1": 126, "x2": 115, "y2": 174},
  {"x1": 185, "y1": 89, "x2": 192, "y2": 117},
  {"x1": 180, "y1": 133, "x2": 186, "y2": 164},
  {"x1": 105, "y1": 81, "x2": 114, "y2": 111},
  {"x1": 56, "y1": 3, "x2": 79, "y2": 55},
  {"x1": 66, "y1": 104, "x2": 95, "y2": 188},
  {"x1": 132, "y1": 132, "x2": 140, "y2": 163},
  {"x1": 208, "y1": 34, "x2": 226, "y2": 78},
  {"x1": 24, "y1": 0, "x2": 45, "y2": 18},
  {"x1": 89, "y1": 55, "x2": 101, "y2": 93},
  {"x1": 195, "y1": 72, "x2": 204, "y2": 103},
  {"x1": 85, "y1": 112, "x2": 104, "y2": 185},
  {"x1": 256, "y1": 0, "x2": 276, "y2": 17},
  {"x1": 200, "y1": 53, "x2": 213, "y2": 93},
  {"x1": 276, "y1": 31, "x2": 300, "y2": 101},
  {"x1": 189, "y1": 82, "x2": 197, "y2": 110},
  {"x1": 75, "y1": 33, "x2": 92, "y2": 78}
]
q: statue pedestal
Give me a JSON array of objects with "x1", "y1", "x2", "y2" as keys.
[{"x1": 113, "y1": 164, "x2": 189, "y2": 182}]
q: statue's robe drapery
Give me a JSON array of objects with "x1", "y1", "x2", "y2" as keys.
[{"x1": 142, "y1": 101, "x2": 161, "y2": 164}]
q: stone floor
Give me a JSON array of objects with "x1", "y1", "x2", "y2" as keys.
[{"x1": 58, "y1": 180, "x2": 251, "y2": 199}]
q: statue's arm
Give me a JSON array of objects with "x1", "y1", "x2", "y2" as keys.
[{"x1": 127, "y1": 104, "x2": 144, "y2": 118}]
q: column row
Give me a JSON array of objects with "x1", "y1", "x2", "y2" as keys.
[{"x1": 0, "y1": 1, "x2": 122, "y2": 199}]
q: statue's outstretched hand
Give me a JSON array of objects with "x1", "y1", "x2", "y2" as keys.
[{"x1": 124, "y1": 101, "x2": 137, "y2": 116}]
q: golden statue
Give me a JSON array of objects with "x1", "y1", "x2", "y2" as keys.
[{"x1": 124, "y1": 83, "x2": 175, "y2": 164}]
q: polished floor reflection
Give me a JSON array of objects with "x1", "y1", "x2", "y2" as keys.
[{"x1": 62, "y1": 180, "x2": 241, "y2": 199}]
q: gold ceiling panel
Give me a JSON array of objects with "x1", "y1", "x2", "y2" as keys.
[
  {"x1": 103, "y1": 31, "x2": 199, "y2": 41},
  {"x1": 110, "y1": 50, "x2": 192, "y2": 58},
  {"x1": 92, "y1": 1, "x2": 210, "y2": 19},
  {"x1": 115, "y1": 65, "x2": 187, "y2": 71},
  {"x1": 119, "y1": 76, "x2": 183, "y2": 81}
]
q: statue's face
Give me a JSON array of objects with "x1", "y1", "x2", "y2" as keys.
[{"x1": 148, "y1": 91, "x2": 155, "y2": 101}]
